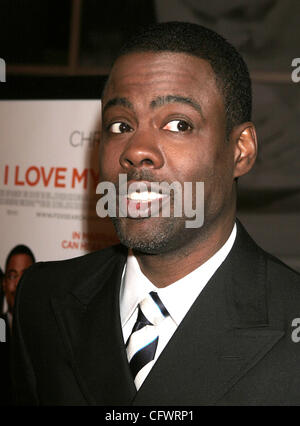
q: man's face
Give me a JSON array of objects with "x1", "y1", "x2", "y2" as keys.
[
  {"x1": 3, "y1": 253, "x2": 33, "y2": 312},
  {"x1": 100, "y1": 52, "x2": 237, "y2": 254}
]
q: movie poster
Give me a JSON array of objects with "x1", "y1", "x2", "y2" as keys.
[{"x1": 0, "y1": 99, "x2": 118, "y2": 267}]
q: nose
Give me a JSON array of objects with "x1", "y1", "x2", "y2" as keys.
[{"x1": 119, "y1": 129, "x2": 164, "y2": 171}]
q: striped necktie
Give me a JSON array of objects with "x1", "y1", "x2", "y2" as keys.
[{"x1": 126, "y1": 291, "x2": 170, "y2": 390}]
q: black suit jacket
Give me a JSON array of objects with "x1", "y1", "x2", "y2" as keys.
[
  {"x1": 0, "y1": 304, "x2": 13, "y2": 405},
  {"x1": 11, "y1": 220, "x2": 300, "y2": 405}
]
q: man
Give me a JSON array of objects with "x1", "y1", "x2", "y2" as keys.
[
  {"x1": 1, "y1": 245, "x2": 35, "y2": 328},
  {"x1": 12, "y1": 22, "x2": 300, "y2": 405},
  {"x1": 1, "y1": 245, "x2": 35, "y2": 405}
]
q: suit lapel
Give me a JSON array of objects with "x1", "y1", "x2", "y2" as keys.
[
  {"x1": 51, "y1": 222, "x2": 285, "y2": 405},
  {"x1": 133, "y1": 221, "x2": 284, "y2": 405},
  {"x1": 51, "y1": 246, "x2": 136, "y2": 405}
]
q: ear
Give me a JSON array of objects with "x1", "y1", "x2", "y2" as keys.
[{"x1": 231, "y1": 122, "x2": 257, "y2": 178}]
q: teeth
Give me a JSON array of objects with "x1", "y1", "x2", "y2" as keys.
[{"x1": 127, "y1": 191, "x2": 163, "y2": 201}]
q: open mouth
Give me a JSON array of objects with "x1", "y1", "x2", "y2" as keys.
[
  {"x1": 128, "y1": 191, "x2": 168, "y2": 217},
  {"x1": 121, "y1": 191, "x2": 169, "y2": 218},
  {"x1": 127, "y1": 190, "x2": 166, "y2": 202},
  {"x1": 118, "y1": 181, "x2": 171, "y2": 218}
]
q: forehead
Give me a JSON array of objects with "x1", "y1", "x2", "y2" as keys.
[
  {"x1": 103, "y1": 51, "x2": 222, "y2": 106},
  {"x1": 7, "y1": 253, "x2": 32, "y2": 271}
]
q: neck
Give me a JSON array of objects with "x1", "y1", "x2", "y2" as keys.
[{"x1": 134, "y1": 216, "x2": 235, "y2": 288}]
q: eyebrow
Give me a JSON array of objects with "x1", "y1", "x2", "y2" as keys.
[
  {"x1": 102, "y1": 94, "x2": 205, "y2": 120},
  {"x1": 102, "y1": 97, "x2": 134, "y2": 115},
  {"x1": 150, "y1": 95, "x2": 205, "y2": 120}
]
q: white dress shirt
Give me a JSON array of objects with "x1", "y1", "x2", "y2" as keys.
[{"x1": 120, "y1": 223, "x2": 237, "y2": 366}]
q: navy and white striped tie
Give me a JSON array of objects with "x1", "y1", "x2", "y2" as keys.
[{"x1": 126, "y1": 291, "x2": 170, "y2": 390}]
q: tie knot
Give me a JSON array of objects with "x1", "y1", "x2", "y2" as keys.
[{"x1": 139, "y1": 291, "x2": 170, "y2": 326}]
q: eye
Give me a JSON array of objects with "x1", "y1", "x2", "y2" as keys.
[
  {"x1": 109, "y1": 122, "x2": 133, "y2": 133},
  {"x1": 163, "y1": 120, "x2": 192, "y2": 132}
]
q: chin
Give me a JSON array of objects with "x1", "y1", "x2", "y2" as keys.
[{"x1": 111, "y1": 216, "x2": 189, "y2": 255}]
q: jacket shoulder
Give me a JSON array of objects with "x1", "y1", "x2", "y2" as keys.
[
  {"x1": 258, "y1": 249, "x2": 300, "y2": 321},
  {"x1": 264, "y1": 250, "x2": 300, "y2": 285}
]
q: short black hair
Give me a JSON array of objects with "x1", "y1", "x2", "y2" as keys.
[
  {"x1": 5, "y1": 244, "x2": 35, "y2": 271},
  {"x1": 116, "y1": 21, "x2": 252, "y2": 138}
]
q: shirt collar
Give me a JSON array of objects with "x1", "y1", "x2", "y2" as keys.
[
  {"x1": 120, "y1": 223, "x2": 237, "y2": 328},
  {"x1": 120, "y1": 252, "x2": 157, "y2": 327}
]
